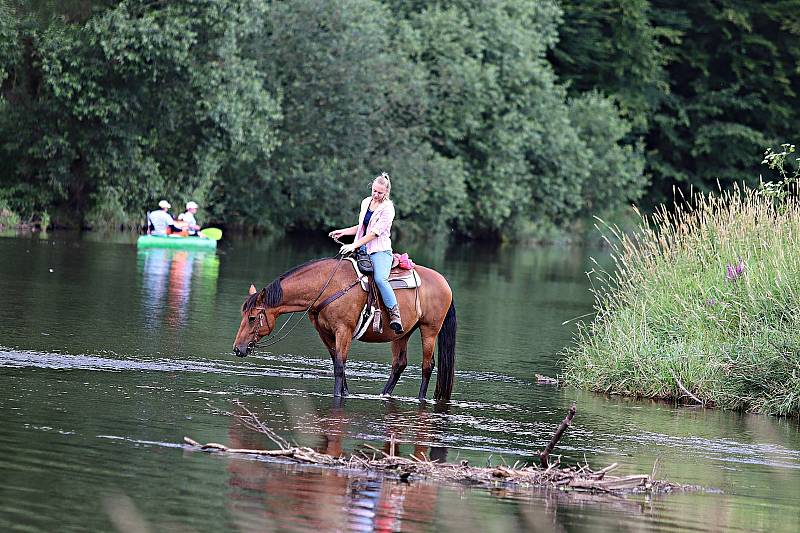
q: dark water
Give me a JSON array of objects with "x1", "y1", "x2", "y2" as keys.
[{"x1": 1, "y1": 231, "x2": 799, "y2": 532}]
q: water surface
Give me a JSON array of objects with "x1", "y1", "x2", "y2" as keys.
[{"x1": 1, "y1": 232, "x2": 799, "y2": 532}]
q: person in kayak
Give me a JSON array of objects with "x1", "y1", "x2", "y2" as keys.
[
  {"x1": 178, "y1": 201, "x2": 202, "y2": 236},
  {"x1": 147, "y1": 200, "x2": 180, "y2": 236}
]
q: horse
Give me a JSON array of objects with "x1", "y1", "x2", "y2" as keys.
[{"x1": 232, "y1": 256, "x2": 457, "y2": 401}]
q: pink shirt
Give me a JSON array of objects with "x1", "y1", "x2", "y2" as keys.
[{"x1": 355, "y1": 196, "x2": 395, "y2": 254}]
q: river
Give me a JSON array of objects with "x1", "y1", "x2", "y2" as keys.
[{"x1": 1, "y1": 231, "x2": 798, "y2": 532}]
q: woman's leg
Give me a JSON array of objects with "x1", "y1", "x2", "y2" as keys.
[{"x1": 370, "y1": 250, "x2": 397, "y2": 309}]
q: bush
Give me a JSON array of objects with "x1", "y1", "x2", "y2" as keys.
[
  {"x1": 563, "y1": 180, "x2": 800, "y2": 416},
  {"x1": 0, "y1": 198, "x2": 20, "y2": 228}
]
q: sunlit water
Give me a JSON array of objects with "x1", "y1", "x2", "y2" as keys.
[{"x1": 1, "y1": 231, "x2": 799, "y2": 532}]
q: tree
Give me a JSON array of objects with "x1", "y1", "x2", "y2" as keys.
[
  {"x1": 391, "y1": 0, "x2": 647, "y2": 238},
  {"x1": 646, "y1": 1, "x2": 800, "y2": 199},
  {"x1": 251, "y1": 0, "x2": 465, "y2": 234},
  {"x1": 0, "y1": 0, "x2": 281, "y2": 226},
  {"x1": 550, "y1": 0, "x2": 670, "y2": 133}
]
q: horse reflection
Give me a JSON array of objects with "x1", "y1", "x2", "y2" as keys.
[
  {"x1": 377, "y1": 398, "x2": 449, "y2": 464},
  {"x1": 224, "y1": 400, "x2": 449, "y2": 532}
]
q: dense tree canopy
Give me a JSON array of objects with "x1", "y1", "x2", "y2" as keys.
[
  {"x1": 1, "y1": 0, "x2": 281, "y2": 227},
  {"x1": 0, "y1": 0, "x2": 796, "y2": 239},
  {"x1": 552, "y1": 0, "x2": 800, "y2": 204}
]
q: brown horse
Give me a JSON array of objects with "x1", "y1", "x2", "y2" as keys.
[{"x1": 232, "y1": 257, "x2": 456, "y2": 401}]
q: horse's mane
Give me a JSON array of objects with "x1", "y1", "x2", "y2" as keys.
[{"x1": 242, "y1": 257, "x2": 334, "y2": 311}]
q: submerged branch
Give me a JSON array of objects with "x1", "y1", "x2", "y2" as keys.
[
  {"x1": 669, "y1": 370, "x2": 705, "y2": 406},
  {"x1": 183, "y1": 404, "x2": 698, "y2": 496},
  {"x1": 537, "y1": 403, "x2": 576, "y2": 468}
]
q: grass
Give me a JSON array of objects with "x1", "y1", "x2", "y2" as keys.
[
  {"x1": 562, "y1": 183, "x2": 800, "y2": 416},
  {"x1": 0, "y1": 199, "x2": 20, "y2": 229}
]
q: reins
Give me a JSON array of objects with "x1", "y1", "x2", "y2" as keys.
[{"x1": 253, "y1": 253, "x2": 346, "y2": 349}]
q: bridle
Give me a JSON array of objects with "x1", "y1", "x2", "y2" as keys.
[{"x1": 246, "y1": 254, "x2": 346, "y2": 351}]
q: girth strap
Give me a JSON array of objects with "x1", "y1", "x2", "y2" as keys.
[{"x1": 316, "y1": 278, "x2": 361, "y2": 312}]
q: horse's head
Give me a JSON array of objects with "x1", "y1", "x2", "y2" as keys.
[{"x1": 233, "y1": 284, "x2": 277, "y2": 357}]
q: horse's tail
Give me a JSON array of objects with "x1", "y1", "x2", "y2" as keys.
[{"x1": 434, "y1": 299, "x2": 457, "y2": 401}]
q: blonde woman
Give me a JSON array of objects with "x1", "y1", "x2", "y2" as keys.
[{"x1": 329, "y1": 172, "x2": 402, "y2": 333}]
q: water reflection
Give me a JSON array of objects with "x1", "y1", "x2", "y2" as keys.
[
  {"x1": 225, "y1": 399, "x2": 450, "y2": 532},
  {"x1": 378, "y1": 399, "x2": 450, "y2": 463},
  {"x1": 137, "y1": 249, "x2": 219, "y2": 330}
]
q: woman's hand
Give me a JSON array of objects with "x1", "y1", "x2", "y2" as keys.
[
  {"x1": 339, "y1": 243, "x2": 357, "y2": 255},
  {"x1": 328, "y1": 229, "x2": 345, "y2": 240}
]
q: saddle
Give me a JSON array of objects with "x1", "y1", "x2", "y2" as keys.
[{"x1": 345, "y1": 256, "x2": 422, "y2": 339}]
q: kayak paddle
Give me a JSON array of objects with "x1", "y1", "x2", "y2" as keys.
[{"x1": 199, "y1": 227, "x2": 223, "y2": 240}]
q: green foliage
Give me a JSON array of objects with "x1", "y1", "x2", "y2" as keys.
[
  {"x1": 0, "y1": 0, "x2": 661, "y2": 238},
  {"x1": 0, "y1": 197, "x2": 20, "y2": 228},
  {"x1": 563, "y1": 181, "x2": 800, "y2": 416},
  {"x1": 0, "y1": 1, "x2": 18, "y2": 91},
  {"x1": 552, "y1": 1, "x2": 800, "y2": 208},
  {"x1": 646, "y1": 2, "x2": 800, "y2": 199},
  {"x1": 567, "y1": 91, "x2": 647, "y2": 215},
  {"x1": 1, "y1": 0, "x2": 281, "y2": 226},
  {"x1": 395, "y1": 0, "x2": 646, "y2": 239},
  {"x1": 550, "y1": 0, "x2": 670, "y2": 133},
  {"x1": 248, "y1": 0, "x2": 465, "y2": 234}
]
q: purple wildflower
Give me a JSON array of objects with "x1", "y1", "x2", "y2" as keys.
[
  {"x1": 705, "y1": 297, "x2": 717, "y2": 306},
  {"x1": 725, "y1": 258, "x2": 746, "y2": 282},
  {"x1": 736, "y1": 257, "x2": 746, "y2": 276}
]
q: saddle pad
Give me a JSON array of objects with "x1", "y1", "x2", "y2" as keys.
[
  {"x1": 388, "y1": 270, "x2": 422, "y2": 289},
  {"x1": 347, "y1": 257, "x2": 420, "y2": 289}
]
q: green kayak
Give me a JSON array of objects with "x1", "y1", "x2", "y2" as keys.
[{"x1": 136, "y1": 235, "x2": 217, "y2": 250}]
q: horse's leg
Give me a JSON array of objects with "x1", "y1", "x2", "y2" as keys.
[
  {"x1": 333, "y1": 328, "x2": 353, "y2": 397},
  {"x1": 317, "y1": 327, "x2": 337, "y2": 360},
  {"x1": 418, "y1": 325, "x2": 437, "y2": 401},
  {"x1": 381, "y1": 336, "x2": 409, "y2": 396},
  {"x1": 310, "y1": 316, "x2": 338, "y2": 364}
]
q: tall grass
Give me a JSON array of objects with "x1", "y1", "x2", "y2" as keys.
[{"x1": 563, "y1": 183, "x2": 800, "y2": 416}]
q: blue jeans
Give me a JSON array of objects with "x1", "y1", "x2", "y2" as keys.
[{"x1": 368, "y1": 248, "x2": 397, "y2": 309}]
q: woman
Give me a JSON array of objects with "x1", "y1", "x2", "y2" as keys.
[{"x1": 329, "y1": 173, "x2": 403, "y2": 333}]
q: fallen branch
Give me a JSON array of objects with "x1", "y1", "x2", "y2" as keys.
[
  {"x1": 537, "y1": 403, "x2": 576, "y2": 468},
  {"x1": 669, "y1": 370, "x2": 705, "y2": 406},
  {"x1": 182, "y1": 404, "x2": 698, "y2": 497}
]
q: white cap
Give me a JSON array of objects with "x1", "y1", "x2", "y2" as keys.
[
  {"x1": 158, "y1": 200, "x2": 171, "y2": 209},
  {"x1": 186, "y1": 201, "x2": 199, "y2": 209}
]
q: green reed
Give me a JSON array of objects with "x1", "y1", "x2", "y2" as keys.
[{"x1": 563, "y1": 184, "x2": 800, "y2": 416}]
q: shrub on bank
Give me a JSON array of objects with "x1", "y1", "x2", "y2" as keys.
[{"x1": 563, "y1": 179, "x2": 800, "y2": 416}]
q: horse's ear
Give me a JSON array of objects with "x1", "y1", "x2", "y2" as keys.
[
  {"x1": 256, "y1": 287, "x2": 267, "y2": 305},
  {"x1": 248, "y1": 284, "x2": 257, "y2": 295}
]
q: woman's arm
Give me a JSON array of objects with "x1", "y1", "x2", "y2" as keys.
[
  {"x1": 342, "y1": 202, "x2": 393, "y2": 250},
  {"x1": 328, "y1": 225, "x2": 358, "y2": 239},
  {"x1": 351, "y1": 232, "x2": 377, "y2": 248},
  {"x1": 368, "y1": 203, "x2": 395, "y2": 238}
]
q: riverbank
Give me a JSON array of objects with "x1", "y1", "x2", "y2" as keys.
[
  {"x1": 0, "y1": 208, "x2": 639, "y2": 247},
  {"x1": 563, "y1": 184, "x2": 800, "y2": 417}
]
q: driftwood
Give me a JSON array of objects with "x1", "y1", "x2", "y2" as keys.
[
  {"x1": 183, "y1": 402, "x2": 697, "y2": 496},
  {"x1": 537, "y1": 403, "x2": 576, "y2": 468},
  {"x1": 669, "y1": 369, "x2": 705, "y2": 406},
  {"x1": 534, "y1": 374, "x2": 559, "y2": 385}
]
